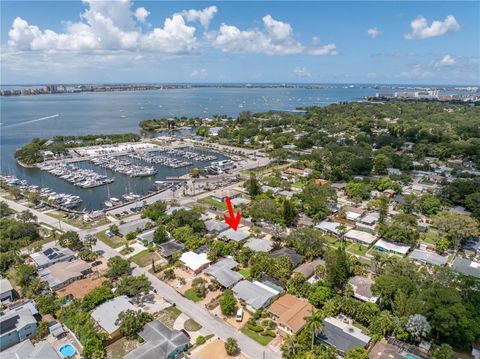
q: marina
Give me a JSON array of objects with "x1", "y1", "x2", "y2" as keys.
[
  {"x1": 1, "y1": 175, "x2": 82, "y2": 209},
  {"x1": 90, "y1": 156, "x2": 157, "y2": 177},
  {"x1": 127, "y1": 152, "x2": 192, "y2": 168},
  {"x1": 38, "y1": 163, "x2": 115, "y2": 188}
]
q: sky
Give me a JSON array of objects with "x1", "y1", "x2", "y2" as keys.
[{"x1": 1, "y1": 0, "x2": 479, "y2": 85}]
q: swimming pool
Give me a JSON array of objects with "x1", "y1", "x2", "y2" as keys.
[
  {"x1": 59, "y1": 343, "x2": 76, "y2": 358},
  {"x1": 402, "y1": 353, "x2": 420, "y2": 359}
]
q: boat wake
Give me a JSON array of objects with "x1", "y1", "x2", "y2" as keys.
[{"x1": 2, "y1": 114, "x2": 60, "y2": 128}]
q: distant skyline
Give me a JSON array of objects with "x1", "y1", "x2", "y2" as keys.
[{"x1": 1, "y1": 1, "x2": 479, "y2": 85}]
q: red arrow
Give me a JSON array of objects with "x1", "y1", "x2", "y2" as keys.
[{"x1": 223, "y1": 197, "x2": 241, "y2": 231}]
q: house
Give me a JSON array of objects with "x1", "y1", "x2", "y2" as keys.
[
  {"x1": 245, "y1": 238, "x2": 274, "y2": 252},
  {"x1": 211, "y1": 189, "x2": 241, "y2": 203},
  {"x1": 451, "y1": 257, "x2": 480, "y2": 279},
  {"x1": 119, "y1": 218, "x2": 153, "y2": 236},
  {"x1": 158, "y1": 241, "x2": 185, "y2": 258},
  {"x1": 271, "y1": 247, "x2": 304, "y2": 268},
  {"x1": 356, "y1": 212, "x2": 379, "y2": 231},
  {"x1": 56, "y1": 277, "x2": 106, "y2": 300},
  {"x1": 347, "y1": 276, "x2": 379, "y2": 303},
  {"x1": 124, "y1": 320, "x2": 191, "y2": 359},
  {"x1": 91, "y1": 295, "x2": 136, "y2": 339},
  {"x1": 232, "y1": 280, "x2": 280, "y2": 311},
  {"x1": 30, "y1": 245, "x2": 75, "y2": 269},
  {"x1": 230, "y1": 197, "x2": 250, "y2": 206},
  {"x1": 409, "y1": 249, "x2": 448, "y2": 267},
  {"x1": 2, "y1": 339, "x2": 61, "y2": 359},
  {"x1": 387, "y1": 168, "x2": 402, "y2": 176},
  {"x1": 293, "y1": 258, "x2": 325, "y2": 279},
  {"x1": 331, "y1": 182, "x2": 347, "y2": 192},
  {"x1": 218, "y1": 227, "x2": 250, "y2": 242},
  {"x1": 268, "y1": 294, "x2": 314, "y2": 336},
  {"x1": 0, "y1": 278, "x2": 14, "y2": 302},
  {"x1": 369, "y1": 340, "x2": 405, "y2": 359},
  {"x1": 315, "y1": 179, "x2": 330, "y2": 186},
  {"x1": 345, "y1": 229, "x2": 378, "y2": 246},
  {"x1": 83, "y1": 210, "x2": 105, "y2": 223},
  {"x1": 203, "y1": 257, "x2": 243, "y2": 288},
  {"x1": 464, "y1": 239, "x2": 480, "y2": 257},
  {"x1": 315, "y1": 221, "x2": 344, "y2": 236},
  {"x1": 205, "y1": 219, "x2": 230, "y2": 233},
  {"x1": 344, "y1": 206, "x2": 365, "y2": 222},
  {"x1": 261, "y1": 185, "x2": 282, "y2": 195},
  {"x1": 179, "y1": 252, "x2": 211, "y2": 274},
  {"x1": 39, "y1": 259, "x2": 91, "y2": 291},
  {"x1": 318, "y1": 316, "x2": 371, "y2": 354},
  {"x1": 0, "y1": 302, "x2": 38, "y2": 350},
  {"x1": 281, "y1": 168, "x2": 312, "y2": 182},
  {"x1": 137, "y1": 228, "x2": 156, "y2": 243},
  {"x1": 165, "y1": 206, "x2": 191, "y2": 216},
  {"x1": 375, "y1": 239, "x2": 411, "y2": 256}
]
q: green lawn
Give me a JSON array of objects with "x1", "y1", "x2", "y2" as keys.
[
  {"x1": 130, "y1": 250, "x2": 160, "y2": 267},
  {"x1": 47, "y1": 210, "x2": 109, "y2": 229},
  {"x1": 239, "y1": 267, "x2": 251, "y2": 279},
  {"x1": 241, "y1": 327, "x2": 275, "y2": 346},
  {"x1": 25, "y1": 236, "x2": 55, "y2": 251},
  {"x1": 97, "y1": 231, "x2": 125, "y2": 249},
  {"x1": 198, "y1": 196, "x2": 228, "y2": 211},
  {"x1": 323, "y1": 235, "x2": 341, "y2": 249},
  {"x1": 346, "y1": 243, "x2": 369, "y2": 256},
  {"x1": 156, "y1": 306, "x2": 182, "y2": 328},
  {"x1": 184, "y1": 319, "x2": 202, "y2": 332},
  {"x1": 184, "y1": 288, "x2": 204, "y2": 302}
]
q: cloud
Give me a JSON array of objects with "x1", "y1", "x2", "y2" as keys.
[
  {"x1": 190, "y1": 68, "x2": 208, "y2": 77},
  {"x1": 404, "y1": 15, "x2": 460, "y2": 40},
  {"x1": 367, "y1": 27, "x2": 381, "y2": 39},
  {"x1": 135, "y1": 7, "x2": 150, "y2": 23},
  {"x1": 308, "y1": 44, "x2": 337, "y2": 56},
  {"x1": 293, "y1": 67, "x2": 311, "y2": 77},
  {"x1": 181, "y1": 6, "x2": 217, "y2": 29},
  {"x1": 211, "y1": 15, "x2": 336, "y2": 56},
  {"x1": 435, "y1": 54, "x2": 456, "y2": 67},
  {"x1": 400, "y1": 64, "x2": 432, "y2": 78},
  {"x1": 7, "y1": 0, "x2": 197, "y2": 54}
]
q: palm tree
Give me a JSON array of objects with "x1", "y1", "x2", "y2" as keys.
[
  {"x1": 84, "y1": 234, "x2": 97, "y2": 250},
  {"x1": 305, "y1": 309, "x2": 324, "y2": 350},
  {"x1": 281, "y1": 334, "x2": 298, "y2": 359}
]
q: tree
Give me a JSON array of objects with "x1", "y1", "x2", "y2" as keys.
[
  {"x1": 0, "y1": 201, "x2": 13, "y2": 217},
  {"x1": 84, "y1": 234, "x2": 97, "y2": 250},
  {"x1": 465, "y1": 192, "x2": 480, "y2": 220},
  {"x1": 281, "y1": 335, "x2": 298, "y2": 359},
  {"x1": 433, "y1": 211, "x2": 480, "y2": 250},
  {"x1": 36, "y1": 294, "x2": 61, "y2": 315},
  {"x1": 282, "y1": 198, "x2": 298, "y2": 227},
  {"x1": 308, "y1": 285, "x2": 333, "y2": 307},
  {"x1": 286, "y1": 227, "x2": 324, "y2": 260},
  {"x1": 153, "y1": 225, "x2": 169, "y2": 244},
  {"x1": 269, "y1": 148, "x2": 288, "y2": 164},
  {"x1": 116, "y1": 275, "x2": 152, "y2": 298},
  {"x1": 417, "y1": 195, "x2": 442, "y2": 215},
  {"x1": 374, "y1": 154, "x2": 389, "y2": 175},
  {"x1": 368, "y1": 310, "x2": 398, "y2": 340},
  {"x1": 345, "y1": 347, "x2": 369, "y2": 359},
  {"x1": 115, "y1": 310, "x2": 153, "y2": 338},
  {"x1": 345, "y1": 181, "x2": 371, "y2": 203},
  {"x1": 245, "y1": 173, "x2": 262, "y2": 197},
  {"x1": 78, "y1": 248, "x2": 98, "y2": 261},
  {"x1": 58, "y1": 231, "x2": 82, "y2": 249},
  {"x1": 431, "y1": 344, "x2": 455, "y2": 359},
  {"x1": 305, "y1": 309, "x2": 323, "y2": 350},
  {"x1": 106, "y1": 256, "x2": 131, "y2": 278},
  {"x1": 298, "y1": 183, "x2": 336, "y2": 220},
  {"x1": 220, "y1": 289, "x2": 237, "y2": 316},
  {"x1": 109, "y1": 224, "x2": 120, "y2": 236},
  {"x1": 142, "y1": 201, "x2": 167, "y2": 221},
  {"x1": 15, "y1": 264, "x2": 36, "y2": 288},
  {"x1": 225, "y1": 337, "x2": 239, "y2": 356},
  {"x1": 405, "y1": 314, "x2": 431, "y2": 342},
  {"x1": 325, "y1": 247, "x2": 350, "y2": 291},
  {"x1": 18, "y1": 210, "x2": 37, "y2": 223},
  {"x1": 191, "y1": 277, "x2": 207, "y2": 298}
]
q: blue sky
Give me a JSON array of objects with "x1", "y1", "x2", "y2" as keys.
[{"x1": 1, "y1": 1, "x2": 479, "y2": 85}]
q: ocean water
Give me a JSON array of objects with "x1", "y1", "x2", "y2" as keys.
[{"x1": 0, "y1": 86, "x2": 388, "y2": 209}]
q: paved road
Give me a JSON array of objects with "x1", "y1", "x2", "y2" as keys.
[{"x1": 1, "y1": 194, "x2": 281, "y2": 359}]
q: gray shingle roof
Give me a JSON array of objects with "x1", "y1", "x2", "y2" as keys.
[
  {"x1": 319, "y1": 317, "x2": 371, "y2": 354},
  {"x1": 91, "y1": 295, "x2": 135, "y2": 335},
  {"x1": 232, "y1": 280, "x2": 280, "y2": 310},
  {"x1": 451, "y1": 257, "x2": 480, "y2": 279},
  {"x1": 245, "y1": 238, "x2": 273, "y2": 252},
  {"x1": 159, "y1": 241, "x2": 185, "y2": 257},
  {"x1": 294, "y1": 259, "x2": 325, "y2": 278},
  {"x1": 219, "y1": 228, "x2": 250, "y2": 242},
  {"x1": 271, "y1": 247, "x2": 304, "y2": 268},
  {"x1": 205, "y1": 219, "x2": 229, "y2": 233},
  {"x1": 409, "y1": 249, "x2": 448, "y2": 266},
  {"x1": 124, "y1": 320, "x2": 190, "y2": 359},
  {"x1": 204, "y1": 258, "x2": 243, "y2": 288},
  {"x1": 30, "y1": 246, "x2": 74, "y2": 268}
]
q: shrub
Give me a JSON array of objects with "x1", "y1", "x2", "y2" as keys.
[
  {"x1": 261, "y1": 330, "x2": 276, "y2": 337},
  {"x1": 247, "y1": 323, "x2": 263, "y2": 332},
  {"x1": 196, "y1": 336, "x2": 206, "y2": 345}
]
